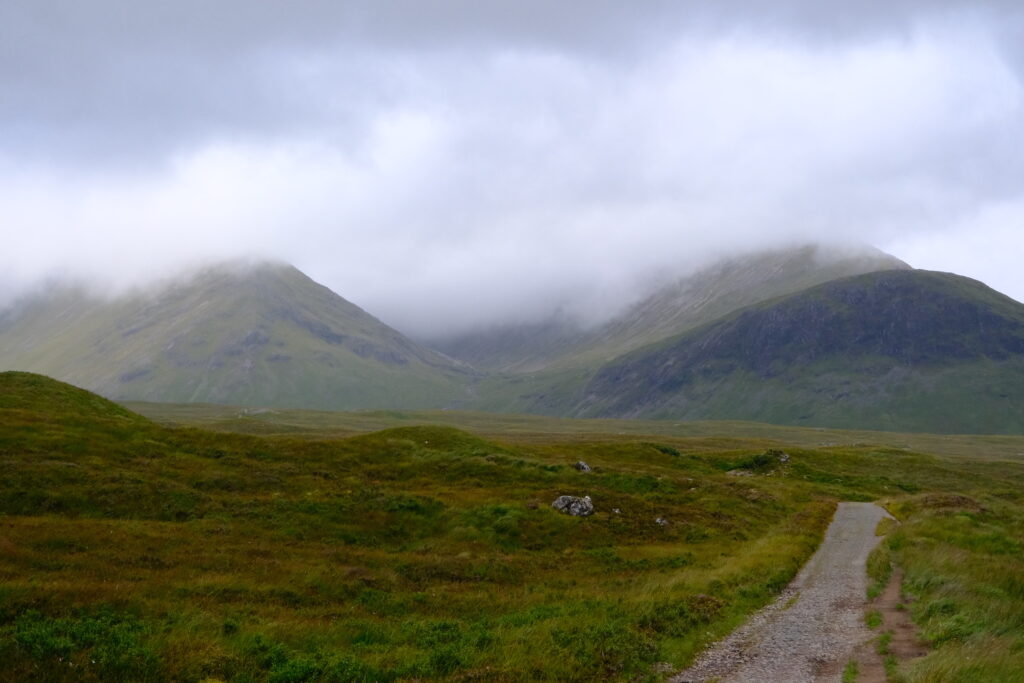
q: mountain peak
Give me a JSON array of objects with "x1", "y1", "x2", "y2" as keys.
[
  {"x1": 575, "y1": 268, "x2": 1024, "y2": 432},
  {"x1": 0, "y1": 263, "x2": 471, "y2": 410},
  {"x1": 431, "y1": 242, "x2": 911, "y2": 372}
]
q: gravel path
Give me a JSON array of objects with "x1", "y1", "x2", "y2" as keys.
[{"x1": 672, "y1": 502, "x2": 892, "y2": 683}]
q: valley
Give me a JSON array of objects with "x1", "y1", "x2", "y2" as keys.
[
  {"x1": 7, "y1": 3, "x2": 1024, "y2": 681},
  {"x1": 3, "y1": 244, "x2": 1024, "y2": 680},
  {"x1": 4, "y1": 244, "x2": 1024, "y2": 434}
]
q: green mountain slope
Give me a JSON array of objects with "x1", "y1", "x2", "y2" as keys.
[
  {"x1": 575, "y1": 270, "x2": 1024, "y2": 433},
  {"x1": 432, "y1": 244, "x2": 908, "y2": 373},
  {"x1": 0, "y1": 263, "x2": 473, "y2": 409}
]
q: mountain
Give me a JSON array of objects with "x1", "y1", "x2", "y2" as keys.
[
  {"x1": 5, "y1": 250, "x2": 1022, "y2": 434},
  {"x1": 572, "y1": 269, "x2": 1024, "y2": 433},
  {"x1": 0, "y1": 262, "x2": 473, "y2": 410},
  {"x1": 430, "y1": 244, "x2": 909, "y2": 373}
]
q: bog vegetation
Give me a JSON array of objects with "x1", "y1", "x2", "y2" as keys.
[{"x1": 2, "y1": 371, "x2": 1023, "y2": 681}]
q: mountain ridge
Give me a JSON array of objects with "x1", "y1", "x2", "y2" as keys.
[
  {"x1": 429, "y1": 244, "x2": 909, "y2": 372},
  {"x1": 4, "y1": 247, "x2": 1024, "y2": 434}
]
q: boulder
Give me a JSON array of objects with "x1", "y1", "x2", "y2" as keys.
[
  {"x1": 551, "y1": 495, "x2": 594, "y2": 517},
  {"x1": 655, "y1": 516, "x2": 669, "y2": 526},
  {"x1": 574, "y1": 461, "x2": 592, "y2": 472}
]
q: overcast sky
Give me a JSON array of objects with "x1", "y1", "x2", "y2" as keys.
[{"x1": 2, "y1": 1, "x2": 1023, "y2": 337}]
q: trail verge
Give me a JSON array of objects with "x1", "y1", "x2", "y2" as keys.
[{"x1": 673, "y1": 502, "x2": 892, "y2": 683}]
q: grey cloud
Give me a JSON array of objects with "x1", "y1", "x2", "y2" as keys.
[
  {"x1": 2, "y1": 0, "x2": 1016, "y2": 161},
  {"x1": 2, "y1": 2, "x2": 1024, "y2": 336}
]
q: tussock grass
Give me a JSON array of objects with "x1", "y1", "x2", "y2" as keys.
[
  {"x1": 0, "y1": 373, "x2": 834, "y2": 680},
  {"x1": 866, "y1": 543, "x2": 893, "y2": 601},
  {"x1": 3, "y1": 372, "x2": 1024, "y2": 680},
  {"x1": 882, "y1": 492, "x2": 1024, "y2": 681}
]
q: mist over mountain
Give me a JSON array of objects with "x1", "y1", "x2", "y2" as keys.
[
  {"x1": 0, "y1": 262, "x2": 472, "y2": 410},
  {"x1": 3, "y1": 2, "x2": 1024, "y2": 332},
  {"x1": 2, "y1": 244, "x2": 1023, "y2": 433},
  {"x1": 428, "y1": 243, "x2": 908, "y2": 372},
  {"x1": 6, "y1": 4, "x2": 1024, "y2": 679}
]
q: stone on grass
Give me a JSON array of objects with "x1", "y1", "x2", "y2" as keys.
[
  {"x1": 551, "y1": 495, "x2": 594, "y2": 517},
  {"x1": 574, "y1": 460, "x2": 591, "y2": 472}
]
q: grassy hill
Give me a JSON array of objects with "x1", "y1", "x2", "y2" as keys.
[
  {"x1": 562, "y1": 270, "x2": 1024, "y2": 433},
  {"x1": 2, "y1": 372, "x2": 1024, "y2": 680},
  {"x1": 0, "y1": 263, "x2": 474, "y2": 410}
]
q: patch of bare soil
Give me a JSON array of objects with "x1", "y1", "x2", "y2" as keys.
[{"x1": 852, "y1": 568, "x2": 929, "y2": 682}]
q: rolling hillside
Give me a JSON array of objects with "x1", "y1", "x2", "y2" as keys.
[
  {"x1": 575, "y1": 270, "x2": 1024, "y2": 433},
  {"x1": 3, "y1": 372, "x2": 1024, "y2": 680},
  {"x1": 0, "y1": 262, "x2": 474, "y2": 410}
]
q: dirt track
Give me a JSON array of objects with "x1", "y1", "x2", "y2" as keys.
[{"x1": 673, "y1": 502, "x2": 892, "y2": 683}]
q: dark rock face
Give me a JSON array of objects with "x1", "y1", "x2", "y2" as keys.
[{"x1": 551, "y1": 495, "x2": 594, "y2": 516}]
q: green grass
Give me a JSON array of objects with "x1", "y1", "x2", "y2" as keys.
[
  {"x1": 885, "y1": 654, "x2": 900, "y2": 679},
  {"x1": 867, "y1": 542, "x2": 893, "y2": 601},
  {"x1": 884, "y1": 494, "x2": 1024, "y2": 681},
  {"x1": 877, "y1": 630, "x2": 894, "y2": 655},
  {"x1": 4, "y1": 372, "x2": 1024, "y2": 680},
  {"x1": 0, "y1": 373, "x2": 834, "y2": 680},
  {"x1": 124, "y1": 402, "x2": 1024, "y2": 463},
  {"x1": 843, "y1": 659, "x2": 859, "y2": 682}
]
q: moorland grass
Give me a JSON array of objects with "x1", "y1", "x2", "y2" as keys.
[
  {"x1": 3, "y1": 372, "x2": 1024, "y2": 680},
  {"x1": 883, "y1": 493, "x2": 1024, "y2": 681}
]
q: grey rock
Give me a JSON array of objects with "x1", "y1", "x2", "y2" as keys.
[
  {"x1": 655, "y1": 516, "x2": 669, "y2": 526},
  {"x1": 552, "y1": 495, "x2": 594, "y2": 517},
  {"x1": 574, "y1": 460, "x2": 592, "y2": 472}
]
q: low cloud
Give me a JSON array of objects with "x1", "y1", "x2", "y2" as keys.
[{"x1": 2, "y1": 2, "x2": 1023, "y2": 336}]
